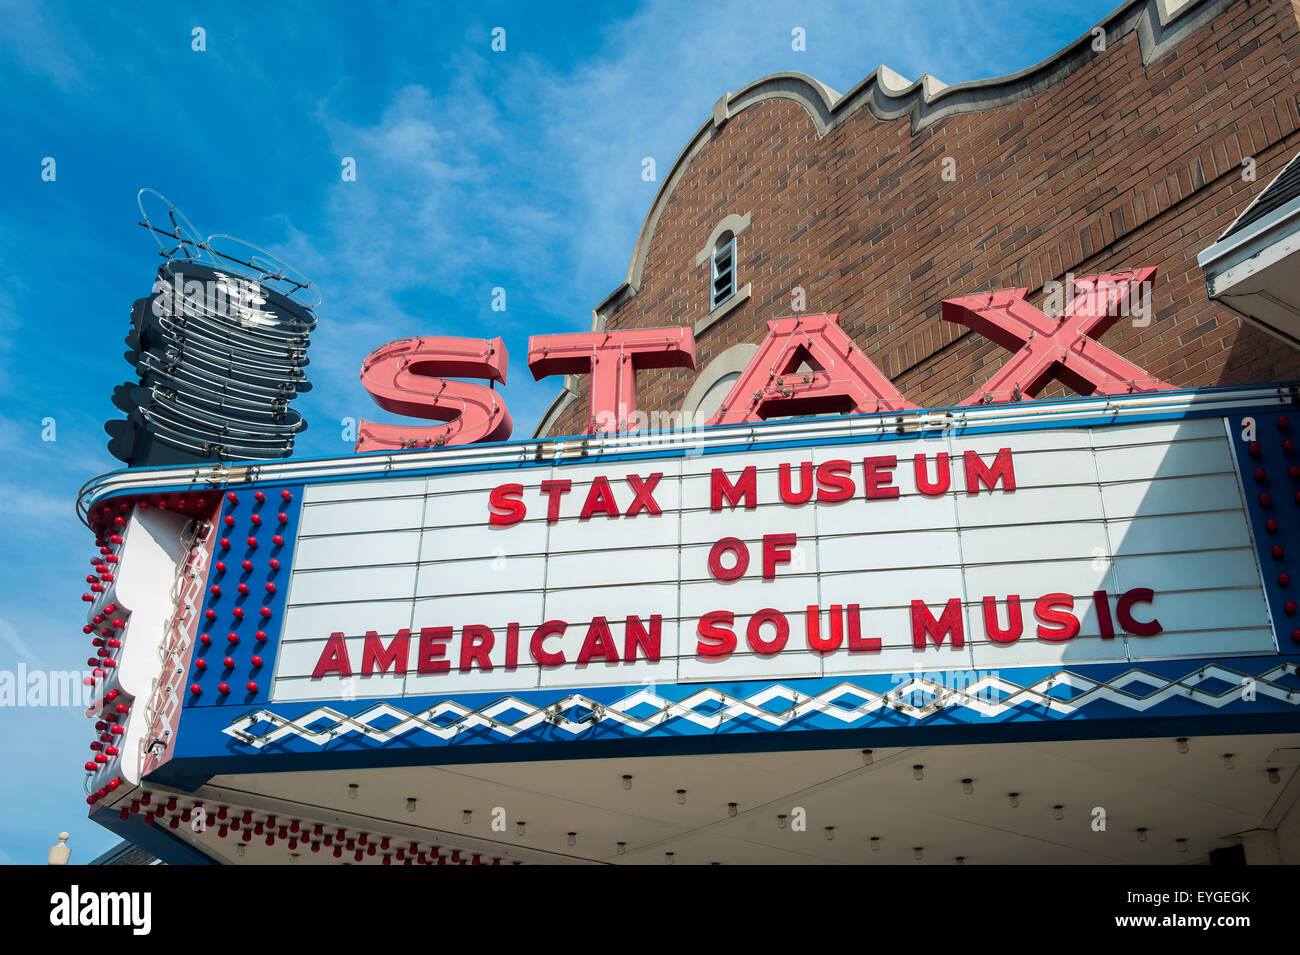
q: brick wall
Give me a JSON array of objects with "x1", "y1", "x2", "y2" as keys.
[{"x1": 544, "y1": 0, "x2": 1300, "y2": 437}]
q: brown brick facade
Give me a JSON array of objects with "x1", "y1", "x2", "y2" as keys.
[{"x1": 542, "y1": 0, "x2": 1300, "y2": 437}]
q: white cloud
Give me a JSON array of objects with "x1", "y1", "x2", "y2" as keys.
[
  {"x1": 244, "y1": 0, "x2": 1121, "y2": 438},
  {"x1": 0, "y1": 616, "x2": 47, "y2": 670}
]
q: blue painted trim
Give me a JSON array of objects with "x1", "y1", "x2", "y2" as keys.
[
  {"x1": 85, "y1": 384, "x2": 1299, "y2": 503},
  {"x1": 155, "y1": 655, "x2": 1300, "y2": 785},
  {"x1": 1230, "y1": 410, "x2": 1300, "y2": 643},
  {"x1": 150, "y1": 711, "x2": 1300, "y2": 789},
  {"x1": 90, "y1": 804, "x2": 219, "y2": 865},
  {"x1": 184, "y1": 484, "x2": 304, "y2": 711}
]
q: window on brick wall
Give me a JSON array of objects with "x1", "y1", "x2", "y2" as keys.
[{"x1": 710, "y1": 232, "x2": 736, "y2": 310}]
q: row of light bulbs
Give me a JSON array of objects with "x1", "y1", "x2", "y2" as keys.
[{"x1": 348, "y1": 738, "x2": 1282, "y2": 861}]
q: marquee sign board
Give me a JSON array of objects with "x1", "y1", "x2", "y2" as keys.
[
  {"x1": 272, "y1": 418, "x2": 1265, "y2": 698},
  {"x1": 78, "y1": 386, "x2": 1300, "y2": 793}
]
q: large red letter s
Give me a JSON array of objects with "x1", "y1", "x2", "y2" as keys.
[{"x1": 356, "y1": 336, "x2": 512, "y2": 452}]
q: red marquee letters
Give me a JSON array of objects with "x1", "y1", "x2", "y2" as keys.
[
  {"x1": 527, "y1": 326, "x2": 696, "y2": 434},
  {"x1": 355, "y1": 336, "x2": 512, "y2": 452},
  {"x1": 357, "y1": 269, "x2": 1169, "y2": 445},
  {"x1": 942, "y1": 268, "x2": 1172, "y2": 404}
]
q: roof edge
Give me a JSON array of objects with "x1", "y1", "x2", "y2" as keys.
[{"x1": 539, "y1": 0, "x2": 1237, "y2": 438}]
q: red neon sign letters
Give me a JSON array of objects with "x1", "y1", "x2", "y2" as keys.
[{"x1": 354, "y1": 270, "x2": 1169, "y2": 448}]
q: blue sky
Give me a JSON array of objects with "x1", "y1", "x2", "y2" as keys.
[{"x1": 0, "y1": 0, "x2": 1118, "y2": 864}]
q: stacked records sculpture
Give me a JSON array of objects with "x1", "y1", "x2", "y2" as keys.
[{"x1": 105, "y1": 190, "x2": 318, "y2": 468}]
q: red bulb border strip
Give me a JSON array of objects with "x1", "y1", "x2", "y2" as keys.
[
  {"x1": 79, "y1": 496, "x2": 221, "y2": 799},
  {"x1": 99, "y1": 785, "x2": 523, "y2": 865},
  {"x1": 186, "y1": 486, "x2": 300, "y2": 708},
  {"x1": 141, "y1": 516, "x2": 216, "y2": 779}
]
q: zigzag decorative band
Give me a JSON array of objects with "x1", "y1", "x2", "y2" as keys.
[{"x1": 222, "y1": 663, "x2": 1300, "y2": 750}]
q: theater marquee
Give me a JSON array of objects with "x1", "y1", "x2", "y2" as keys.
[
  {"x1": 279, "y1": 418, "x2": 1266, "y2": 701},
  {"x1": 77, "y1": 385, "x2": 1300, "y2": 792}
]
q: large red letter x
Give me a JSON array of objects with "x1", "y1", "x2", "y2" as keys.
[{"x1": 942, "y1": 268, "x2": 1172, "y2": 405}]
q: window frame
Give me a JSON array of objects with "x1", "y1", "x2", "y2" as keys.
[{"x1": 710, "y1": 234, "x2": 737, "y2": 311}]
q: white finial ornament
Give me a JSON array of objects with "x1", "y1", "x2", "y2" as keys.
[{"x1": 48, "y1": 832, "x2": 71, "y2": 866}]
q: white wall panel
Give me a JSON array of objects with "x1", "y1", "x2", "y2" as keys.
[
  {"x1": 279, "y1": 600, "x2": 412, "y2": 643},
  {"x1": 294, "y1": 529, "x2": 422, "y2": 570},
  {"x1": 420, "y1": 520, "x2": 550, "y2": 562},
  {"x1": 413, "y1": 591, "x2": 544, "y2": 628},
  {"x1": 961, "y1": 522, "x2": 1107, "y2": 564},
  {"x1": 414, "y1": 554, "x2": 547, "y2": 598},
  {"x1": 955, "y1": 484, "x2": 1103, "y2": 528},
  {"x1": 302, "y1": 477, "x2": 426, "y2": 503},
  {"x1": 1107, "y1": 511, "x2": 1251, "y2": 556},
  {"x1": 1100, "y1": 473, "x2": 1241, "y2": 517},
  {"x1": 301, "y1": 496, "x2": 427, "y2": 534},
  {"x1": 290, "y1": 565, "x2": 417, "y2": 605}
]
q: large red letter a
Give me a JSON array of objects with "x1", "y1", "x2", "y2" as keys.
[{"x1": 706, "y1": 314, "x2": 916, "y2": 426}]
